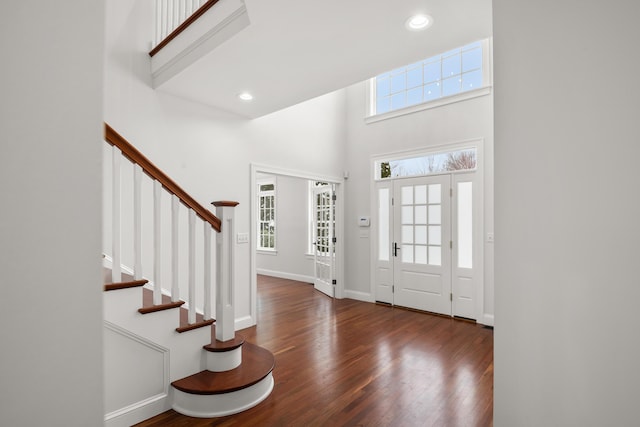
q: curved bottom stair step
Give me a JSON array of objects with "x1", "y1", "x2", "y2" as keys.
[{"x1": 171, "y1": 342, "x2": 275, "y2": 418}]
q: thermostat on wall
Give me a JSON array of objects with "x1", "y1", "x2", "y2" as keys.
[{"x1": 358, "y1": 216, "x2": 370, "y2": 227}]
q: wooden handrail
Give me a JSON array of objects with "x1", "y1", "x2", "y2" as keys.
[
  {"x1": 149, "y1": 0, "x2": 221, "y2": 57},
  {"x1": 104, "y1": 123, "x2": 222, "y2": 232}
]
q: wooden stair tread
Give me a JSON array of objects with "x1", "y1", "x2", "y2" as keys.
[
  {"x1": 138, "y1": 289, "x2": 215, "y2": 332},
  {"x1": 172, "y1": 342, "x2": 274, "y2": 395},
  {"x1": 204, "y1": 328, "x2": 245, "y2": 352},
  {"x1": 176, "y1": 318, "x2": 215, "y2": 333},
  {"x1": 104, "y1": 279, "x2": 148, "y2": 291},
  {"x1": 139, "y1": 288, "x2": 185, "y2": 314}
]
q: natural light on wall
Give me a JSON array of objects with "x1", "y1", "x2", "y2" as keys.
[{"x1": 368, "y1": 39, "x2": 491, "y2": 120}]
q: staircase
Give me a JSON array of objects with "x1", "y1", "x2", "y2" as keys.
[
  {"x1": 102, "y1": 124, "x2": 274, "y2": 426},
  {"x1": 103, "y1": 277, "x2": 274, "y2": 425}
]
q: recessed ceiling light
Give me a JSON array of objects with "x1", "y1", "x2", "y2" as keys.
[
  {"x1": 238, "y1": 92, "x2": 253, "y2": 101},
  {"x1": 406, "y1": 14, "x2": 433, "y2": 31}
]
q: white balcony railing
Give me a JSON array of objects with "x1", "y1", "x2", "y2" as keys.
[{"x1": 154, "y1": 0, "x2": 208, "y2": 48}]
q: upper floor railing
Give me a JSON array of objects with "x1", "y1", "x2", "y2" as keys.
[{"x1": 151, "y1": 0, "x2": 220, "y2": 56}]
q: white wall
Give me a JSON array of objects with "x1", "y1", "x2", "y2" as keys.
[
  {"x1": 256, "y1": 175, "x2": 315, "y2": 282},
  {"x1": 493, "y1": 1, "x2": 640, "y2": 425},
  {"x1": 343, "y1": 81, "x2": 494, "y2": 321},
  {"x1": 0, "y1": 2, "x2": 105, "y2": 426},
  {"x1": 104, "y1": 0, "x2": 346, "y2": 327}
]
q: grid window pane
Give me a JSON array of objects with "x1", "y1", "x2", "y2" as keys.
[
  {"x1": 391, "y1": 73, "x2": 406, "y2": 93},
  {"x1": 401, "y1": 186, "x2": 413, "y2": 205},
  {"x1": 424, "y1": 61, "x2": 441, "y2": 83},
  {"x1": 442, "y1": 76, "x2": 461, "y2": 96},
  {"x1": 424, "y1": 82, "x2": 440, "y2": 101},
  {"x1": 391, "y1": 92, "x2": 406, "y2": 110},
  {"x1": 442, "y1": 53, "x2": 461, "y2": 77},
  {"x1": 407, "y1": 67, "x2": 423, "y2": 88},
  {"x1": 377, "y1": 76, "x2": 391, "y2": 97},
  {"x1": 415, "y1": 205, "x2": 427, "y2": 224},
  {"x1": 415, "y1": 226, "x2": 427, "y2": 245},
  {"x1": 415, "y1": 246, "x2": 428, "y2": 264},
  {"x1": 402, "y1": 225, "x2": 414, "y2": 244},
  {"x1": 402, "y1": 245, "x2": 414, "y2": 263},
  {"x1": 373, "y1": 41, "x2": 484, "y2": 115},
  {"x1": 376, "y1": 96, "x2": 391, "y2": 114},
  {"x1": 415, "y1": 185, "x2": 428, "y2": 204},
  {"x1": 428, "y1": 225, "x2": 441, "y2": 245},
  {"x1": 462, "y1": 69, "x2": 482, "y2": 91},
  {"x1": 462, "y1": 48, "x2": 482, "y2": 72},
  {"x1": 407, "y1": 87, "x2": 422, "y2": 106},
  {"x1": 429, "y1": 246, "x2": 442, "y2": 266}
]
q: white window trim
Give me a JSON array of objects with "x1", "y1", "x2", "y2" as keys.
[
  {"x1": 366, "y1": 38, "x2": 493, "y2": 124},
  {"x1": 257, "y1": 176, "x2": 277, "y2": 251}
]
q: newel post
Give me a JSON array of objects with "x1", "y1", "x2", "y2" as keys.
[{"x1": 212, "y1": 201, "x2": 239, "y2": 342}]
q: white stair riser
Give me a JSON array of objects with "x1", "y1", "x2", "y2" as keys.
[
  {"x1": 172, "y1": 373, "x2": 274, "y2": 418},
  {"x1": 205, "y1": 347, "x2": 242, "y2": 372}
]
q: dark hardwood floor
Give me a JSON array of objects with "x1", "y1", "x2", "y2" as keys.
[{"x1": 135, "y1": 275, "x2": 493, "y2": 427}]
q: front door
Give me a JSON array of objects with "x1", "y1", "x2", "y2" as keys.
[
  {"x1": 392, "y1": 175, "x2": 452, "y2": 315},
  {"x1": 313, "y1": 185, "x2": 335, "y2": 297}
]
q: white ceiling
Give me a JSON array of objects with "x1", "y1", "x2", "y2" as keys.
[{"x1": 157, "y1": 0, "x2": 493, "y2": 118}]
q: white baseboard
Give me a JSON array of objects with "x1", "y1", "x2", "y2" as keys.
[
  {"x1": 235, "y1": 315, "x2": 255, "y2": 331},
  {"x1": 105, "y1": 393, "x2": 171, "y2": 427},
  {"x1": 256, "y1": 268, "x2": 314, "y2": 284},
  {"x1": 482, "y1": 313, "x2": 494, "y2": 327},
  {"x1": 344, "y1": 289, "x2": 375, "y2": 303}
]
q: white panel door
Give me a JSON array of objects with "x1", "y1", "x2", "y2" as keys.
[
  {"x1": 393, "y1": 175, "x2": 452, "y2": 315},
  {"x1": 313, "y1": 186, "x2": 335, "y2": 298}
]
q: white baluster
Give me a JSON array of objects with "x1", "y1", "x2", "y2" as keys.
[
  {"x1": 213, "y1": 201, "x2": 238, "y2": 342},
  {"x1": 188, "y1": 210, "x2": 196, "y2": 324},
  {"x1": 161, "y1": 0, "x2": 168, "y2": 41},
  {"x1": 203, "y1": 224, "x2": 212, "y2": 320},
  {"x1": 154, "y1": 0, "x2": 160, "y2": 47},
  {"x1": 171, "y1": 194, "x2": 180, "y2": 302},
  {"x1": 153, "y1": 180, "x2": 162, "y2": 305},
  {"x1": 111, "y1": 147, "x2": 122, "y2": 283},
  {"x1": 169, "y1": 0, "x2": 180, "y2": 34},
  {"x1": 133, "y1": 164, "x2": 142, "y2": 280}
]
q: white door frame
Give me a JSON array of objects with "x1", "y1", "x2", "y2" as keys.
[
  {"x1": 250, "y1": 164, "x2": 345, "y2": 321},
  {"x1": 369, "y1": 139, "x2": 485, "y2": 323}
]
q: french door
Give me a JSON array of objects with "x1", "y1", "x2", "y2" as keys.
[
  {"x1": 393, "y1": 175, "x2": 452, "y2": 314},
  {"x1": 313, "y1": 185, "x2": 335, "y2": 298},
  {"x1": 375, "y1": 173, "x2": 478, "y2": 319}
]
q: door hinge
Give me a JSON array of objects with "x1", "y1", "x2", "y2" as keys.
[
  {"x1": 391, "y1": 197, "x2": 394, "y2": 206},
  {"x1": 332, "y1": 237, "x2": 337, "y2": 243},
  {"x1": 450, "y1": 188, "x2": 453, "y2": 197},
  {"x1": 450, "y1": 240, "x2": 453, "y2": 249},
  {"x1": 332, "y1": 193, "x2": 337, "y2": 201},
  {"x1": 450, "y1": 293, "x2": 453, "y2": 301},
  {"x1": 332, "y1": 279, "x2": 337, "y2": 285},
  {"x1": 392, "y1": 285, "x2": 395, "y2": 293}
]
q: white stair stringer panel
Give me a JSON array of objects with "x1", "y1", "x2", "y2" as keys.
[
  {"x1": 103, "y1": 288, "x2": 213, "y2": 426},
  {"x1": 172, "y1": 372, "x2": 274, "y2": 418}
]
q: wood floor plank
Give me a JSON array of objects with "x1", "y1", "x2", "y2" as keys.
[{"x1": 134, "y1": 275, "x2": 493, "y2": 426}]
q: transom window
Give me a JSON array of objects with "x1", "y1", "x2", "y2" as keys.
[
  {"x1": 257, "y1": 180, "x2": 276, "y2": 250},
  {"x1": 377, "y1": 147, "x2": 477, "y2": 180},
  {"x1": 372, "y1": 40, "x2": 487, "y2": 116}
]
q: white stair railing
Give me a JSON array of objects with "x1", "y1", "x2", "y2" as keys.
[
  {"x1": 104, "y1": 124, "x2": 236, "y2": 338},
  {"x1": 153, "y1": 0, "x2": 209, "y2": 49}
]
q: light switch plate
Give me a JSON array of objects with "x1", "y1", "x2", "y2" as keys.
[{"x1": 237, "y1": 232, "x2": 249, "y2": 244}]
